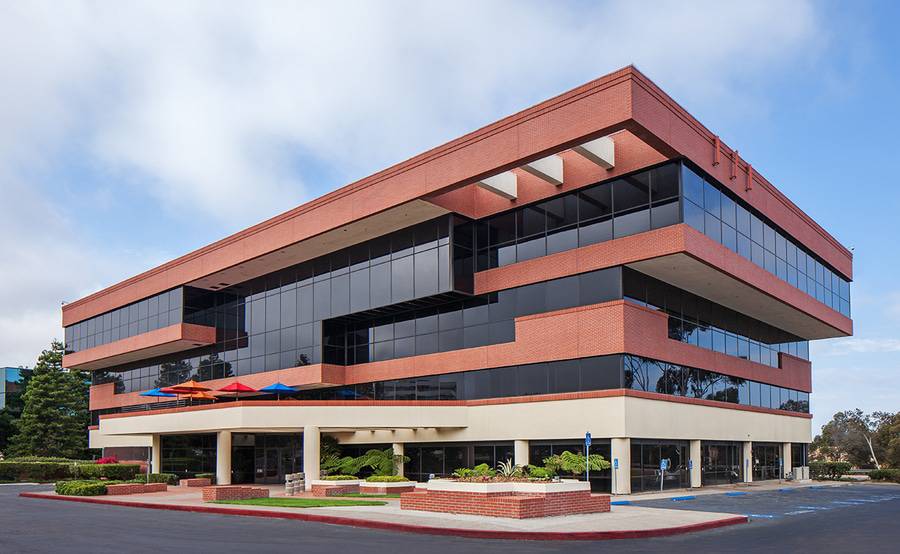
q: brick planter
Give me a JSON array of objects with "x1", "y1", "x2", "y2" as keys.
[
  {"x1": 202, "y1": 486, "x2": 269, "y2": 502},
  {"x1": 359, "y1": 481, "x2": 417, "y2": 495},
  {"x1": 106, "y1": 483, "x2": 168, "y2": 495},
  {"x1": 309, "y1": 479, "x2": 361, "y2": 497},
  {"x1": 179, "y1": 478, "x2": 212, "y2": 487},
  {"x1": 400, "y1": 480, "x2": 610, "y2": 519}
]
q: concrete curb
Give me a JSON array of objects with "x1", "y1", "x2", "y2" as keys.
[{"x1": 19, "y1": 492, "x2": 747, "y2": 541}]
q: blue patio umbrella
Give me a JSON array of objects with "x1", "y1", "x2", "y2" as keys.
[
  {"x1": 140, "y1": 387, "x2": 177, "y2": 402},
  {"x1": 259, "y1": 382, "x2": 298, "y2": 400}
]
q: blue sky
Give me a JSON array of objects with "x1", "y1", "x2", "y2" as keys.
[{"x1": 0, "y1": 1, "x2": 897, "y2": 432}]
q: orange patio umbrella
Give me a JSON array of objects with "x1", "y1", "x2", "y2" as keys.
[
  {"x1": 183, "y1": 391, "x2": 217, "y2": 401},
  {"x1": 160, "y1": 379, "x2": 211, "y2": 394}
]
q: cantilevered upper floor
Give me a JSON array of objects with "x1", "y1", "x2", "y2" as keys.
[{"x1": 62, "y1": 66, "x2": 852, "y2": 377}]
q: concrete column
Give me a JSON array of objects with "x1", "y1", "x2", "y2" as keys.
[
  {"x1": 514, "y1": 440, "x2": 529, "y2": 467},
  {"x1": 303, "y1": 425, "x2": 320, "y2": 490},
  {"x1": 392, "y1": 442, "x2": 405, "y2": 477},
  {"x1": 610, "y1": 438, "x2": 631, "y2": 495},
  {"x1": 743, "y1": 441, "x2": 753, "y2": 483},
  {"x1": 151, "y1": 434, "x2": 161, "y2": 474},
  {"x1": 690, "y1": 439, "x2": 702, "y2": 488},
  {"x1": 216, "y1": 431, "x2": 232, "y2": 485},
  {"x1": 782, "y1": 443, "x2": 792, "y2": 480}
]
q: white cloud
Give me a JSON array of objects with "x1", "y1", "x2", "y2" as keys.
[
  {"x1": 815, "y1": 337, "x2": 900, "y2": 355},
  {"x1": 0, "y1": 1, "x2": 829, "y2": 366}
]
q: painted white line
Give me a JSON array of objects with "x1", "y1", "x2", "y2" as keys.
[
  {"x1": 784, "y1": 510, "x2": 815, "y2": 515},
  {"x1": 745, "y1": 513, "x2": 777, "y2": 519}
]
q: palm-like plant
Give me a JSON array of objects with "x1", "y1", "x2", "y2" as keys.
[{"x1": 496, "y1": 458, "x2": 522, "y2": 478}]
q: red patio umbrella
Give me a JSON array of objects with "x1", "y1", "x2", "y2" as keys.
[{"x1": 216, "y1": 381, "x2": 258, "y2": 401}]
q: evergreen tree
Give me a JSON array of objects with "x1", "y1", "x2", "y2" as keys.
[
  {"x1": 8, "y1": 341, "x2": 89, "y2": 459},
  {"x1": 0, "y1": 367, "x2": 30, "y2": 453}
]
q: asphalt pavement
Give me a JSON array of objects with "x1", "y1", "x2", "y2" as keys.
[{"x1": 2, "y1": 483, "x2": 898, "y2": 553}]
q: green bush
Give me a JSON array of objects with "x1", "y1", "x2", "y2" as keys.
[
  {"x1": 322, "y1": 475, "x2": 358, "y2": 481},
  {"x1": 809, "y1": 461, "x2": 853, "y2": 480},
  {"x1": 525, "y1": 465, "x2": 553, "y2": 479},
  {"x1": 868, "y1": 469, "x2": 900, "y2": 483},
  {"x1": 71, "y1": 463, "x2": 140, "y2": 481},
  {"x1": 365, "y1": 475, "x2": 410, "y2": 482},
  {"x1": 145, "y1": 473, "x2": 178, "y2": 485},
  {"x1": 55, "y1": 480, "x2": 109, "y2": 496},
  {"x1": 0, "y1": 462, "x2": 74, "y2": 482},
  {"x1": 4, "y1": 456, "x2": 91, "y2": 464},
  {"x1": 452, "y1": 463, "x2": 496, "y2": 479}
]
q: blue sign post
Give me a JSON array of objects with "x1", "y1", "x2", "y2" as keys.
[
  {"x1": 659, "y1": 459, "x2": 669, "y2": 492},
  {"x1": 585, "y1": 432, "x2": 592, "y2": 482}
]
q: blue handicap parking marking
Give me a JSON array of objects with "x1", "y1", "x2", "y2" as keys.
[{"x1": 725, "y1": 491, "x2": 748, "y2": 497}]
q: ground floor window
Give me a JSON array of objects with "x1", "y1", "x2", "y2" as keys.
[
  {"x1": 529, "y1": 440, "x2": 612, "y2": 493},
  {"x1": 161, "y1": 434, "x2": 216, "y2": 479},
  {"x1": 701, "y1": 442, "x2": 743, "y2": 485},
  {"x1": 404, "y1": 442, "x2": 513, "y2": 481},
  {"x1": 230, "y1": 433, "x2": 303, "y2": 484},
  {"x1": 791, "y1": 443, "x2": 808, "y2": 467},
  {"x1": 102, "y1": 446, "x2": 149, "y2": 462},
  {"x1": 752, "y1": 443, "x2": 782, "y2": 481},
  {"x1": 630, "y1": 440, "x2": 690, "y2": 493}
]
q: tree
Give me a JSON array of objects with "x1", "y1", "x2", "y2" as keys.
[
  {"x1": 874, "y1": 412, "x2": 900, "y2": 468},
  {"x1": 812, "y1": 409, "x2": 892, "y2": 468},
  {"x1": 8, "y1": 341, "x2": 90, "y2": 459},
  {"x1": 0, "y1": 367, "x2": 31, "y2": 453}
]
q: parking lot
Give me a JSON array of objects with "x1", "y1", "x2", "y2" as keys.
[{"x1": 630, "y1": 483, "x2": 900, "y2": 523}]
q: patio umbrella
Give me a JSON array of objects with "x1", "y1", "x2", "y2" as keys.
[
  {"x1": 161, "y1": 379, "x2": 212, "y2": 406},
  {"x1": 259, "y1": 382, "x2": 298, "y2": 401},
  {"x1": 160, "y1": 379, "x2": 211, "y2": 394},
  {"x1": 139, "y1": 387, "x2": 177, "y2": 405},
  {"x1": 183, "y1": 391, "x2": 217, "y2": 401},
  {"x1": 217, "y1": 381, "x2": 258, "y2": 401}
]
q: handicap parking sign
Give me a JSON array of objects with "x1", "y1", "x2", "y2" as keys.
[{"x1": 660, "y1": 459, "x2": 669, "y2": 471}]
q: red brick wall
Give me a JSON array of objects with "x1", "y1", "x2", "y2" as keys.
[
  {"x1": 359, "y1": 484, "x2": 416, "y2": 495},
  {"x1": 180, "y1": 478, "x2": 212, "y2": 487},
  {"x1": 400, "y1": 489, "x2": 610, "y2": 519},
  {"x1": 311, "y1": 483, "x2": 360, "y2": 497},
  {"x1": 106, "y1": 483, "x2": 167, "y2": 495},
  {"x1": 202, "y1": 486, "x2": 269, "y2": 502}
]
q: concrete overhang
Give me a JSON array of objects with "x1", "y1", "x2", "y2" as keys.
[
  {"x1": 188, "y1": 200, "x2": 448, "y2": 291},
  {"x1": 98, "y1": 402, "x2": 469, "y2": 436},
  {"x1": 63, "y1": 323, "x2": 216, "y2": 371}
]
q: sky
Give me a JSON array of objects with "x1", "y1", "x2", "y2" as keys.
[{"x1": 0, "y1": 1, "x2": 897, "y2": 433}]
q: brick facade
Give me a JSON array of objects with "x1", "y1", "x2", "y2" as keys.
[
  {"x1": 400, "y1": 488, "x2": 610, "y2": 519},
  {"x1": 179, "y1": 478, "x2": 212, "y2": 487},
  {"x1": 359, "y1": 483, "x2": 417, "y2": 495},
  {"x1": 310, "y1": 482, "x2": 360, "y2": 497},
  {"x1": 201, "y1": 486, "x2": 269, "y2": 502},
  {"x1": 105, "y1": 483, "x2": 167, "y2": 495}
]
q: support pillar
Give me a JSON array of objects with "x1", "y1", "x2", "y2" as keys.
[
  {"x1": 743, "y1": 441, "x2": 753, "y2": 483},
  {"x1": 782, "y1": 443, "x2": 792, "y2": 480},
  {"x1": 303, "y1": 425, "x2": 320, "y2": 490},
  {"x1": 514, "y1": 440, "x2": 529, "y2": 467},
  {"x1": 690, "y1": 440, "x2": 702, "y2": 488},
  {"x1": 610, "y1": 438, "x2": 631, "y2": 495},
  {"x1": 216, "y1": 431, "x2": 232, "y2": 485},
  {"x1": 392, "y1": 442, "x2": 405, "y2": 477},
  {"x1": 151, "y1": 434, "x2": 161, "y2": 474}
]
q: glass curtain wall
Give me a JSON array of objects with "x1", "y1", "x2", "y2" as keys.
[
  {"x1": 630, "y1": 440, "x2": 690, "y2": 493},
  {"x1": 701, "y1": 442, "x2": 743, "y2": 485},
  {"x1": 752, "y1": 443, "x2": 782, "y2": 481}
]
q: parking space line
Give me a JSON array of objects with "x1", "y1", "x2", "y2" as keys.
[
  {"x1": 784, "y1": 510, "x2": 815, "y2": 515},
  {"x1": 745, "y1": 514, "x2": 777, "y2": 519}
]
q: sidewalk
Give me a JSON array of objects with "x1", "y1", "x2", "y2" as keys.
[
  {"x1": 20, "y1": 485, "x2": 746, "y2": 541},
  {"x1": 612, "y1": 480, "x2": 847, "y2": 503}
]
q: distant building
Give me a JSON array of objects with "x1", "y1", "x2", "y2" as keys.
[{"x1": 0, "y1": 367, "x2": 31, "y2": 410}]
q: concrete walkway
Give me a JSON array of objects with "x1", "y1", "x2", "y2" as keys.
[{"x1": 21, "y1": 485, "x2": 746, "y2": 540}]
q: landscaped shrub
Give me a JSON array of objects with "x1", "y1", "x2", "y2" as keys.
[
  {"x1": 195, "y1": 472, "x2": 216, "y2": 483},
  {"x1": 868, "y1": 469, "x2": 900, "y2": 483},
  {"x1": 452, "y1": 463, "x2": 496, "y2": 479},
  {"x1": 365, "y1": 475, "x2": 410, "y2": 482},
  {"x1": 322, "y1": 475, "x2": 358, "y2": 481},
  {"x1": 0, "y1": 462, "x2": 75, "y2": 482},
  {"x1": 95, "y1": 455, "x2": 119, "y2": 464},
  {"x1": 525, "y1": 465, "x2": 553, "y2": 480},
  {"x1": 72, "y1": 463, "x2": 140, "y2": 481},
  {"x1": 146, "y1": 473, "x2": 178, "y2": 485},
  {"x1": 543, "y1": 451, "x2": 611, "y2": 476},
  {"x1": 55, "y1": 480, "x2": 109, "y2": 496},
  {"x1": 3, "y1": 456, "x2": 90, "y2": 464},
  {"x1": 809, "y1": 461, "x2": 853, "y2": 480}
]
